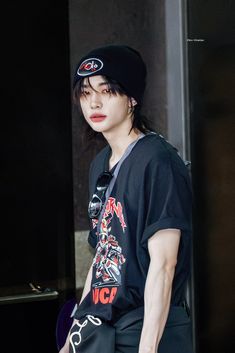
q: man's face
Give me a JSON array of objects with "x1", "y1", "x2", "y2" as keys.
[{"x1": 79, "y1": 75, "x2": 133, "y2": 135}]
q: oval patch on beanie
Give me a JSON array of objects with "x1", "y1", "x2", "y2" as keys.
[{"x1": 77, "y1": 58, "x2": 104, "y2": 76}]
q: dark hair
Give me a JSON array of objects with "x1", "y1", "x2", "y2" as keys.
[{"x1": 73, "y1": 75, "x2": 155, "y2": 139}]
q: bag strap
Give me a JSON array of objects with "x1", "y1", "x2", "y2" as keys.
[{"x1": 96, "y1": 133, "x2": 145, "y2": 233}]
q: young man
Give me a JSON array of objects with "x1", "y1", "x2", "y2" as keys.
[{"x1": 60, "y1": 45, "x2": 193, "y2": 353}]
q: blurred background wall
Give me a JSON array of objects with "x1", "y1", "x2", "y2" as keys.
[
  {"x1": 187, "y1": 1, "x2": 235, "y2": 352},
  {"x1": 1, "y1": 1, "x2": 75, "y2": 352}
]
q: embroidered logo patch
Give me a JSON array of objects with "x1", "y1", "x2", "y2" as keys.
[{"x1": 77, "y1": 57, "x2": 103, "y2": 76}]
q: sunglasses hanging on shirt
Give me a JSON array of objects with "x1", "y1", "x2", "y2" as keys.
[{"x1": 88, "y1": 171, "x2": 113, "y2": 219}]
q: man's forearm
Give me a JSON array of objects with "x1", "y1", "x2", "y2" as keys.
[
  {"x1": 79, "y1": 263, "x2": 93, "y2": 304},
  {"x1": 138, "y1": 262, "x2": 175, "y2": 353}
]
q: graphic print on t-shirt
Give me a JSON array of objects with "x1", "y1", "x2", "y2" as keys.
[{"x1": 91, "y1": 197, "x2": 126, "y2": 305}]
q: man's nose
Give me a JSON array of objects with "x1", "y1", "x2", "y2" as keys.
[{"x1": 90, "y1": 92, "x2": 102, "y2": 109}]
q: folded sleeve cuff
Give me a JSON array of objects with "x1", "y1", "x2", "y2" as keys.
[{"x1": 141, "y1": 217, "x2": 191, "y2": 247}]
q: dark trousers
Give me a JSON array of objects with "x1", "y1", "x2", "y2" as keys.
[{"x1": 69, "y1": 305, "x2": 193, "y2": 353}]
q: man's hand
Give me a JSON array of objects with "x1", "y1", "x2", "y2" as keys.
[{"x1": 58, "y1": 263, "x2": 93, "y2": 352}]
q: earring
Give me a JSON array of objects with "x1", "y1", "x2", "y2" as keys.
[
  {"x1": 131, "y1": 98, "x2": 137, "y2": 106},
  {"x1": 128, "y1": 97, "x2": 137, "y2": 113}
]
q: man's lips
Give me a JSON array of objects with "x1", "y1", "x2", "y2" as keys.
[{"x1": 90, "y1": 114, "x2": 107, "y2": 122}]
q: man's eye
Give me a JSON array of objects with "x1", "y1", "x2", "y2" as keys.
[
  {"x1": 82, "y1": 90, "x2": 90, "y2": 96},
  {"x1": 102, "y1": 88, "x2": 111, "y2": 94}
]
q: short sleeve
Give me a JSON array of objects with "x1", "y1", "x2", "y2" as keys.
[{"x1": 141, "y1": 153, "x2": 192, "y2": 245}]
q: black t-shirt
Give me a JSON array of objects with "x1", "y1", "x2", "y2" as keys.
[{"x1": 75, "y1": 133, "x2": 192, "y2": 322}]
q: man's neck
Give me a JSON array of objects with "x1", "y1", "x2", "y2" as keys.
[{"x1": 104, "y1": 128, "x2": 141, "y2": 169}]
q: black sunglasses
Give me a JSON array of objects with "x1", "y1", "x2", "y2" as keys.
[{"x1": 88, "y1": 171, "x2": 113, "y2": 219}]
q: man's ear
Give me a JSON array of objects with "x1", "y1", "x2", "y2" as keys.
[{"x1": 129, "y1": 97, "x2": 138, "y2": 107}]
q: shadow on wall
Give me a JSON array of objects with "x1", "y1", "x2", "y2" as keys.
[{"x1": 193, "y1": 44, "x2": 235, "y2": 353}]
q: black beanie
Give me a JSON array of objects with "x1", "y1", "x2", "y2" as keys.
[{"x1": 73, "y1": 45, "x2": 147, "y2": 105}]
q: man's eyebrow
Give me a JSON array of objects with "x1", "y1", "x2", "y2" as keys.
[
  {"x1": 98, "y1": 81, "x2": 109, "y2": 86},
  {"x1": 81, "y1": 81, "x2": 109, "y2": 88}
]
